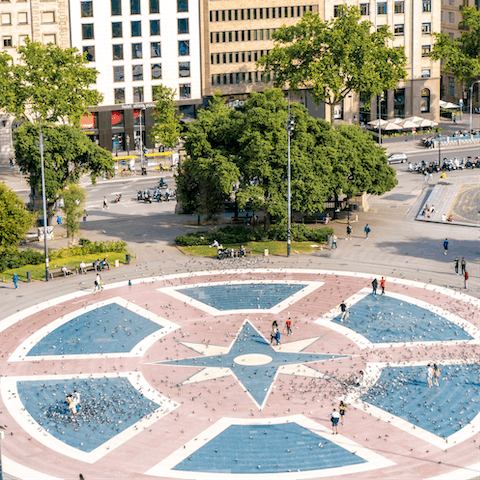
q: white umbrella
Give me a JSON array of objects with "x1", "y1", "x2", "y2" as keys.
[
  {"x1": 368, "y1": 119, "x2": 389, "y2": 127},
  {"x1": 382, "y1": 122, "x2": 403, "y2": 131},
  {"x1": 397, "y1": 120, "x2": 419, "y2": 129},
  {"x1": 439, "y1": 100, "x2": 448, "y2": 108},
  {"x1": 404, "y1": 116, "x2": 425, "y2": 123},
  {"x1": 416, "y1": 118, "x2": 438, "y2": 127},
  {"x1": 440, "y1": 102, "x2": 460, "y2": 109},
  {"x1": 392, "y1": 118, "x2": 405, "y2": 124}
]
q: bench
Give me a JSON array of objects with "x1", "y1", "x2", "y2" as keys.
[
  {"x1": 231, "y1": 247, "x2": 253, "y2": 257},
  {"x1": 49, "y1": 266, "x2": 77, "y2": 279},
  {"x1": 79, "y1": 263, "x2": 97, "y2": 274},
  {"x1": 302, "y1": 215, "x2": 330, "y2": 224}
]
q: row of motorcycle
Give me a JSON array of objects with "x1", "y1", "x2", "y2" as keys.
[
  {"x1": 137, "y1": 188, "x2": 176, "y2": 203},
  {"x1": 408, "y1": 157, "x2": 480, "y2": 173}
]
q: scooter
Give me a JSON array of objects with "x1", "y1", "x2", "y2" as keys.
[
  {"x1": 137, "y1": 190, "x2": 143, "y2": 201},
  {"x1": 157, "y1": 178, "x2": 168, "y2": 189},
  {"x1": 114, "y1": 194, "x2": 122, "y2": 203}
]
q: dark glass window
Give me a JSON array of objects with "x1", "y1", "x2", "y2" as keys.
[
  {"x1": 132, "y1": 43, "x2": 142, "y2": 59},
  {"x1": 81, "y1": 1, "x2": 93, "y2": 17},
  {"x1": 112, "y1": 22, "x2": 123, "y2": 38},
  {"x1": 132, "y1": 64, "x2": 143, "y2": 81},
  {"x1": 113, "y1": 65, "x2": 124, "y2": 82},
  {"x1": 83, "y1": 45, "x2": 95, "y2": 61},
  {"x1": 394, "y1": 24, "x2": 404, "y2": 35},
  {"x1": 177, "y1": 0, "x2": 188, "y2": 12},
  {"x1": 82, "y1": 24, "x2": 94, "y2": 40},
  {"x1": 179, "y1": 61, "x2": 190, "y2": 77},
  {"x1": 178, "y1": 40, "x2": 189, "y2": 56},
  {"x1": 422, "y1": 45, "x2": 431, "y2": 57},
  {"x1": 131, "y1": 21, "x2": 141, "y2": 36},
  {"x1": 133, "y1": 86, "x2": 144, "y2": 102},
  {"x1": 179, "y1": 83, "x2": 191, "y2": 99},
  {"x1": 377, "y1": 2, "x2": 387, "y2": 14},
  {"x1": 114, "y1": 88, "x2": 125, "y2": 104},
  {"x1": 420, "y1": 88, "x2": 430, "y2": 113},
  {"x1": 151, "y1": 63, "x2": 162, "y2": 79},
  {"x1": 111, "y1": 0, "x2": 121, "y2": 15},
  {"x1": 422, "y1": 0, "x2": 431, "y2": 12},
  {"x1": 113, "y1": 44, "x2": 124, "y2": 60},
  {"x1": 150, "y1": 0, "x2": 159, "y2": 13},
  {"x1": 131, "y1": 0, "x2": 140, "y2": 15},
  {"x1": 177, "y1": 18, "x2": 189, "y2": 34},
  {"x1": 151, "y1": 41, "x2": 161, "y2": 57},
  {"x1": 394, "y1": 1, "x2": 404, "y2": 13},
  {"x1": 360, "y1": 3, "x2": 369, "y2": 14},
  {"x1": 150, "y1": 19, "x2": 160, "y2": 36}
]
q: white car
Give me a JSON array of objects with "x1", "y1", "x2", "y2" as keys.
[{"x1": 387, "y1": 153, "x2": 408, "y2": 164}]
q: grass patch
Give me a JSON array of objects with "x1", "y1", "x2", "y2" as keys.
[
  {"x1": 179, "y1": 241, "x2": 324, "y2": 257},
  {"x1": 2, "y1": 252, "x2": 129, "y2": 282}
]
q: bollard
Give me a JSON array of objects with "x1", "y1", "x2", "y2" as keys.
[
  {"x1": 115, "y1": 259, "x2": 119, "y2": 268},
  {"x1": 264, "y1": 249, "x2": 269, "y2": 257},
  {"x1": 126, "y1": 253, "x2": 131, "y2": 264},
  {"x1": 27, "y1": 271, "x2": 32, "y2": 282}
]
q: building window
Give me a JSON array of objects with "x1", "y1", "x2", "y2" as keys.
[
  {"x1": 420, "y1": 88, "x2": 430, "y2": 113},
  {"x1": 178, "y1": 40, "x2": 189, "y2": 56},
  {"x1": 111, "y1": 110, "x2": 124, "y2": 126},
  {"x1": 41, "y1": 11, "x2": 55, "y2": 23},
  {"x1": 448, "y1": 77, "x2": 455, "y2": 95},
  {"x1": 394, "y1": 1, "x2": 404, "y2": 13},
  {"x1": 133, "y1": 86, "x2": 144, "y2": 102},
  {"x1": 333, "y1": 5, "x2": 341, "y2": 16},
  {"x1": 421, "y1": 69, "x2": 431, "y2": 77},
  {"x1": 131, "y1": 0, "x2": 140, "y2": 15},
  {"x1": 83, "y1": 45, "x2": 95, "y2": 61},
  {"x1": 177, "y1": 0, "x2": 188, "y2": 12},
  {"x1": 179, "y1": 83, "x2": 191, "y2": 99},
  {"x1": 43, "y1": 34, "x2": 56, "y2": 44},
  {"x1": 114, "y1": 88, "x2": 125, "y2": 104},
  {"x1": 360, "y1": 3, "x2": 370, "y2": 15},
  {"x1": 112, "y1": 22, "x2": 123, "y2": 38},
  {"x1": 18, "y1": 12, "x2": 28, "y2": 24},
  {"x1": 82, "y1": 24, "x2": 94, "y2": 40},
  {"x1": 151, "y1": 63, "x2": 162, "y2": 79},
  {"x1": 422, "y1": 0, "x2": 432, "y2": 11},
  {"x1": 422, "y1": 23, "x2": 431, "y2": 34},
  {"x1": 151, "y1": 41, "x2": 161, "y2": 57},
  {"x1": 113, "y1": 44, "x2": 124, "y2": 60},
  {"x1": 3, "y1": 36, "x2": 12, "y2": 47},
  {"x1": 394, "y1": 88, "x2": 405, "y2": 117},
  {"x1": 150, "y1": 0, "x2": 159, "y2": 14},
  {"x1": 111, "y1": 0, "x2": 121, "y2": 16},
  {"x1": 449, "y1": 12, "x2": 454, "y2": 22},
  {"x1": 179, "y1": 61, "x2": 190, "y2": 77},
  {"x1": 113, "y1": 65, "x2": 125, "y2": 82},
  {"x1": 132, "y1": 43, "x2": 142, "y2": 59},
  {"x1": 394, "y1": 24, "x2": 404, "y2": 35},
  {"x1": 422, "y1": 45, "x2": 431, "y2": 57},
  {"x1": 150, "y1": 19, "x2": 160, "y2": 36},
  {"x1": 377, "y1": 2, "x2": 387, "y2": 14},
  {"x1": 131, "y1": 21, "x2": 141, "y2": 37},
  {"x1": 81, "y1": 1, "x2": 93, "y2": 17},
  {"x1": 132, "y1": 64, "x2": 143, "y2": 81},
  {"x1": 177, "y1": 18, "x2": 189, "y2": 34}
]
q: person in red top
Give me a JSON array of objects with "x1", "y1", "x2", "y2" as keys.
[
  {"x1": 464, "y1": 270, "x2": 469, "y2": 289},
  {"x1": 380, "y1": 277, "x2": 386, "y2": 295},
  {"x1": 285, "y1": 318, "x2": 293, "y2": 336}
]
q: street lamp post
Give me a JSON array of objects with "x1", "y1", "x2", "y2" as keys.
[
  {"x1": 38, "y1": 122, "x2": 50, "y2": 281},
  {"x1": 285, "y1": 100, "x2": 295, "y2": 257},
  {"x1": 469, "y1": 80, "x2": 480, "y2": 135},
  {"x1": 139, "y1": 107, "x2": 146, "y2": 169},
  {"x1": 438, "y1": 134, "x2": 441, "y2": 166},
  {"x1": 378, "y1": 92, "x2": 384, "y2": 144}
]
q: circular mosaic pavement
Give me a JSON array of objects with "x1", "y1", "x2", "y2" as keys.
[{"x1": 1, "y1": 269, "x2": 479, "y2": 480}]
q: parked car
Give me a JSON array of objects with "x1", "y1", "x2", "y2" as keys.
[{"x1": 387, "y1": 153, "x2": 408, "y2": 164}]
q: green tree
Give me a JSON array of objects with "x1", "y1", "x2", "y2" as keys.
[
  {"x1": 60, "y1": 183, "x2": 87, "y2": 242},
  {"x1": 0, "y1": 182, "x2": 34, "y2": 252},
  {"x1": 257, "y1": 6, "x2": 407, "y2": 123},
  {"x1": 431, "y1": 6, "x2": 480, "y2": 83},
  {"x1": 149, "y1": 85, "x2": 183, "y2": 149},
  {"x1": 14, "y1": 123, "x2": 114, "y2": 207},
  {"x1": 0, "y1": 38, "x2": 102, "y2": 125}
]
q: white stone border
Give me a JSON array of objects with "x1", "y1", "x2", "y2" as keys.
[
  {"x1": 424, "y1": 462, "x2": 480, "y2": 480},
  {"x1": 1, "y1": 372, "x2": 180, "y2": 464},
  {"x1": 344, "y1": 359, "x2": 480, "y2": 449},
  {"x1": 9, "y1": 297, "x2": 180, "y2": 362},
  {"x1": 157, "y1": 280, "x2": 324, "y2": 316},
  {"x1": 144, "y1": 414, "x2": 395, "y2": 479}
]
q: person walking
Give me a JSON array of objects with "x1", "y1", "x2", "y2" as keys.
[
  {"x1": 346, "y1": 224, "x2": 352, "y2": 240},
  {"x1": 339, "y1": 301, "x2": 349, "y2": 322},
  {"x1": 433, "y1": 364, "x2": 441, "y2": 387},
  {"x1": 102, "y1": 196, "x2": 108, "y2": 210},
  {"x1": 461, "y1": 257, "x2": 466, "y2": 275},
  {"x1": 427, "y1": 364, "x2": 434, "y2": 388},
  {"x1": 443, "y1": 238, "x2": 449, "y2": 255},
  {"x1": 380, "y1": 277, "x2": 386, "y2": 295},
  {"x1": 284, "y1": 318, "x2": 293, "y2": 336},
  {"x1": 331, "y1": 409, "x2": 340, "y2": 434},
  {"x1": 12, "y1": 272, "x2": 18, "y2": 289},
  {"x1": 94, "y1": 273, "x2": 103, "y2": 292},
  {"x1": 464, "y1": 270, "x2": 468, "y2": 289},
  {"x1": 454, "y1": 257, "x2": 459, "y2": 275},
  {"x1": 275, "y1": 328, "x2": 281, "y2": 346},
  {"x1": 372, "y1": 278, "x2": 378, "y2": 295},
  {"x1": 364, "y1": 224, "x2": 371, "y2": 239},
  {"x1": 331, "y1": 233, "x2": 337, "y2": 249},
  {"x1": 339, "y1": 401, "x2": 347, "y2": 425}
]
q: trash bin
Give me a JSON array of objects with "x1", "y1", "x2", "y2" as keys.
[
  {"x1": 27, "y1": 271, "x2": 32, "y2": 282},
  {"x1": 126, "y1": 254, "x2": 131, "y2": 264}
]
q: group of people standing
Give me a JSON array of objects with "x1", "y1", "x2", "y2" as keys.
[{"x1": 270, "y1": 318, "x2": 293, "y2": 346}]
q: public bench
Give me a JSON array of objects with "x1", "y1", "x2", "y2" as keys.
[
  {"x1": 49, "y1": 266, "x2": 77, "y2": 279},
  {"x1": 79, "y1": 263, "x2": 97, "y2": 274},
  {"x1": 231, "y1": 247, "x2": 253, "y2": 257},
  {"x1": 302, "y1": 215, "x2": 330, "y2": 224}
]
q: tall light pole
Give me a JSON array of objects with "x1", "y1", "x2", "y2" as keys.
[
  {"x1": 38, "y1": 122, "x2": 50, "y2": 281},
  {"x1": 139, "y1": 106, "x2": 146, "y2": 169},
  {"x1": 378, "y1": 92, "x2": 384, "y2": 144},
  {"x1": 285, "y1": 96, "x2": 295, "y2": 257},
  {"x1": 469, "y1": 80, "x2": 480, "y2": 135}
]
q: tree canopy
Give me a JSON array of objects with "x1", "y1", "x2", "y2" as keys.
[
  {"x1": 178, "y1": 89, "x2": 396, "y2": 225},
  {"x1": 60, "y1": 183, "x2": 87, "y2": 241},
  {"x1": 0, "y1": 38, "x2": 102, "y2": 125},
  {"x1": 257, "y1": 6, "x2": 407, "y2": 122},
  {"x1": 149, "y1": 85, "x2": 183, "y2": 149},
  {"x1": 14, "y1": 123, "x2": 114, "y2": 206},
  {"x1": 0, "y1": 182, "x2": 34, "y2": 252},
  {"x1": 431, "y1": 6, "x2": 480, "y2": 84}
]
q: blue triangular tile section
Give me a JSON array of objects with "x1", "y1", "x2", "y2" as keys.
[
  {"x1": 173, "y1": 423, "x2": 366, "y2": 473},
  {"x1": 178, "y1": 283, "x2": 307, "y2": 310},
  {"x1": 332, "y1": 294, "x2": 473, "y2": 343}
]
